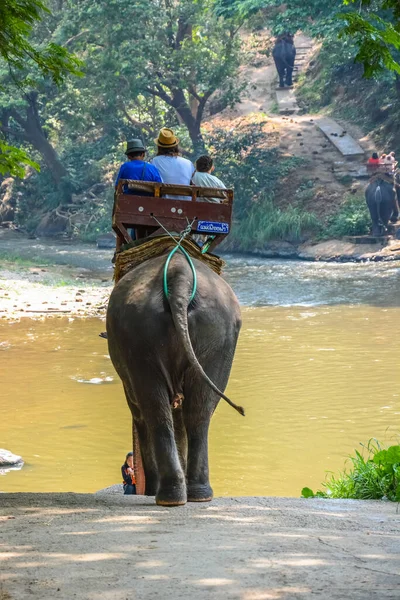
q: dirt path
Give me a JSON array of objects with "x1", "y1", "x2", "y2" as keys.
[
  {"x1": 0, "y1": 493, "x2": 398, "y2": 600},
  {"x1": 209, "y1": 30, "x2": 373, "y2": 219}
]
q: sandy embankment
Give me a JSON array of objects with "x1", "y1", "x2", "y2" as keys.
[
  {"x1": 0, "y1": 263, "x2": 111, "y2": 322},
  {"x1": 0, "y1": 493, "x2": 399, "y2": 599}
]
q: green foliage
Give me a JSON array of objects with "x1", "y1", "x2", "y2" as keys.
[
  {"x1": 0, "y1": 0, "x2": 82, "y2": 84},
  {"x1": 301, "y1": 487, "x2": 315, "y2": 498},
  {"x1": 204, "y1": 123, "x2": 319, "y2": 249},
  {"x1": 302, "y1": 440, "x2": 400, "y2": 501},
  {"x1": 0, "y1": 140, "x2": 39, "y2": 177},
  {"x1": 0, "y1": 0, "x2": 81, "y2": 180},
  {"x1": 232, "y1": 201, "x2": 320, "y2": 248},
  {"x1": 58, "y1": 0, "x2": 243, "y2": 151},
  {"x1": 340, "y1": 11, "x2": 400, "y2": 77},
  {"x1": 73, "y1": 189, "x2": 114, "y2": 242},
  {"x1": 323, "y1": 194, "x2": 370, "y2": 238},
  {"x1": 229, "y1": 0, "x2": 400, "y2": 78},
  {"x1": 340, "y1": 1, "x2": 400, "y2": 76}
]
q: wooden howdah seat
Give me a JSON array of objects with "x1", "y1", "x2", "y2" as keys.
[
  {"x1": 367, "y1": 162, "x2": 398, "y2": 176},
  {"x1": 113, "y1": 179, "x2": 234, "y2": 253}
]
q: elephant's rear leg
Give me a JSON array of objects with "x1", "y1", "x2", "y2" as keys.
[
  {"x1": 183, "y1": 349, "x2": 235, "y2": 502},
  {"x1": 390, "y1": 198, "x2": 399, "y2": 223},
  {"x1": 273, "y1": 58, "x2": 285, "y2": 88},
  {"x1": 285, "y1": 65, "x2": 294, "y2": 87},
  {"x1": 367, "y1": 199, "x2": 381, "y2": 236},
  {"x1": 136, "y1": 377, "x2": 186, "y2": 506}
]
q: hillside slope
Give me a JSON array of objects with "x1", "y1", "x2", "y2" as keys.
[{"x1": 207, "y1": 30, "x2": 371, "y2": 225}]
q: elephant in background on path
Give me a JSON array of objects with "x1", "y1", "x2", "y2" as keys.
[
  {"x1": 272, "y1": 33, "x2": 296, "y2": 88},
  {"x1": 365, "y1": 178, "x2": 399, "y2": 236},
  {"x1": 106, "y1": 252, "x2": 243, "y2": 506}
]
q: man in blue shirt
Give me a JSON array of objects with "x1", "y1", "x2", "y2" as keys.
[{"x1": 115, "y1": 139, "x2": 162, "y2": 192}]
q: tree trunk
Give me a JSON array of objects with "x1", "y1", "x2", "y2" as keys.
[
  {"x1": 395, "y1": 73, "x2": 400, "y2": 98},
  {"x1": 24, "y1": 93, "x2": 69, "y2": 187},
  {"x1": 189, "y1": 91, "x2": 199, "y2": 119},
  {"x1": 172, "y1": 91, "x2": 206, "y2": 155},
  {"x1": 26, "y1": 126, "x2": 69, "y2": 186},
  {"x1": 184, "y1": 119, "x2": 206, "y2": 156},
  {"x1": 8, "y1": 93, "x2": 70, "y2": 194},
  {"x1": 149, "y1": 87, "x2": 207, "y2": 155}
]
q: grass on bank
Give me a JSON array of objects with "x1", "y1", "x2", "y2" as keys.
[
  {"x1": 0, "y1": 252, "x2": 51, "y2": 268},
  {"x1": 230, "y1": 201, "x2": 320, "y2": 249},
  {"x1": 314, "y1": 193, "x2": 370, "y2": 240},
  {"x1": 302, "y1": 440, "x2": 400, "y2": 502}
]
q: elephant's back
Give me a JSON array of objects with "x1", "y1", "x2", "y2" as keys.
[
  {"x1": 192, "y1": 257, "x2": 239, "y2": 310},
  {"x1": 107, "y1": 252, "x2": 239, "y2": 319},
  {"x1": 366, "y1": 179, "x2": 393, "y2": 199}
]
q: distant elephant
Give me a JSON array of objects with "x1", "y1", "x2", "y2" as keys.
[
  {"x1": 272, "y1": 34, "x2": 296, "y2": 88},
  {"x1": 106, "y1": 252, "x2": 243, "y2": 506},
  {"x1": 365, "y1": 178, "x2": 399, "y2": 236}
]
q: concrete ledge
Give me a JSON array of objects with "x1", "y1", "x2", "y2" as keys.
[
  {"x1": 315, "y1": 117, "x2": 365, "y2": 157},
  {"x1": 1, "y1": 494, "x2": 399, "y2": 599},
  {"x1": 343, "y1": 235, "x2": 390, "y2": 245}
]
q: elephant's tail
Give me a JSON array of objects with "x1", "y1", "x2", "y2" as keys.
[
  {"x1": 375, "y1": 185, "x2": 383, "y2": 225},
  {"x1": 167, "y1": 263, "x2": 245, "y2": 417}
]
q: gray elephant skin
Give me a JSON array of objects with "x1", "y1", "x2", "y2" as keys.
[
  {"x1": 272, "y1": 36, "x2": 296, "y2": 88},
  {"x1": 106, "y1": 253, "x2": 242, "y2": 506},
  {"x1": 365, "y1": 179, "x2": 399, "y2": 236}
]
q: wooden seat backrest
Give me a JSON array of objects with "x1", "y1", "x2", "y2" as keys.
[{"x1": 117, "y1": 180, "x2": 232, "y2": 201}]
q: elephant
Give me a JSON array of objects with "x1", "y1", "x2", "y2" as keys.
[
  {"x1": 106, "y1": 252, "x2": 243, "y2": 506},
  {"x1": 272, "y1": 34, "x2": 296, "y2": 88},
  {"x1": 365, "y1": 178, "x2": 399, "y2": 236}
]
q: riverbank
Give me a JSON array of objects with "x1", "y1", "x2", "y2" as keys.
[
  {"x1": 0, "y1": 259, "x2": 110, "y2": 321},
  {"x1": 1, "y1": 493, "x2": 398, "y2": 599},
  {"x1": 246, "y1": 237, "x2": 400, "y2": 262},
  {"x1": 2, "y1": 229, "x2": 400, "y2": 322},
  {"x1": 0, "y1": 229, "x2": 112, "y2": 321}
]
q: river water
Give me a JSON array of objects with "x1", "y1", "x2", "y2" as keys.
[{"x1": 1, "y1": 256, "x2": 400, "y2": 496}]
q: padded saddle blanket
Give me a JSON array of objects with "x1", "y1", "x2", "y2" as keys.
[{"x1": 114, "y1": 235, "x2": 225, "y2": 283}]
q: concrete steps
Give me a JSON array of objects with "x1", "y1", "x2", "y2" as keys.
[
  {"x1": 315, "y1": 117, "x2": 365, "y2": 158},
  {"x1": 276, "y1": 88, "x2": 299, "y2": 115}
]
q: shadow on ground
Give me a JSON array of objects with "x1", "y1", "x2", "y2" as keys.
[{"x1": 0, "y1": 494, "x2": 399, "y2": 599}]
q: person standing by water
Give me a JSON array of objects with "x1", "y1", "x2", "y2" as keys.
[{"x1": 121, "y1": 451, "x2": 136, "y2": 495}]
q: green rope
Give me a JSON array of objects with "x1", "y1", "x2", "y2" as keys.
[
  {"x1": 163, "y1": 245, "x2": 197, "y2": 303},
  {"x1": 201, "y1": 236, "x2": 215, "y2": 254}
]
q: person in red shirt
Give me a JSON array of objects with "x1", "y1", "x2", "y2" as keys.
[
  {"x1": 121, "y1": 452, "x2": 136, "y2": 495},
  {"x1": 367, "y1": 152, "x2": 380, "y2": 168}
]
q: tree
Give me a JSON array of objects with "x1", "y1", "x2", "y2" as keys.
[
  {"x1": 0, "y1": 0, "x2": 81, "y2": 180},
  {"x1": 217, "y1": 0, "x2": 400, "y2": 77},
  {"x1": 61, "y1": 0, "x2": 243, "y2": 153},
  {"x1": 340, "y1": 1, "x2": 400, "y2": 77}
]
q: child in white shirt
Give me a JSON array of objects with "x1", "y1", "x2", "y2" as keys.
[{"x1": 192, "y1": 155, "x2": 227, "y2": 203}]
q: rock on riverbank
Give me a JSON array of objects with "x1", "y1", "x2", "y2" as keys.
[
  {"x1": 242, "y1": 238, "x2": 400, "y2": 262},
  {"x1": 1, "y1": 493, "x2": 399, "y2": 599}
]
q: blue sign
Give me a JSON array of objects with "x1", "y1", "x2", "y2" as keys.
[{"x1": 197, "y1": 221, "x2": 229, "y2": 234}]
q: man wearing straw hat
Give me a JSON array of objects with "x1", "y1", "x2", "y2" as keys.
[
  {"x1": 152, "y1": 128, "x2": 194, "y2": 199},
  {"x1": 115, "y1": 139, "x2": 162, "y2": 194}
]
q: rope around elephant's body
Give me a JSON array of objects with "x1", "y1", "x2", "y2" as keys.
[
  {"x1": 163, "y1": 244, "x2": 197, "y2": 303},
  {"x1": 151, "y1": 215, "x2": 198, "y2": 303}
]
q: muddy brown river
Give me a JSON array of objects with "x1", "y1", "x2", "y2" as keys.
[{"x1": 1, "y1": 256, "x2": 400, "y2": 496}]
